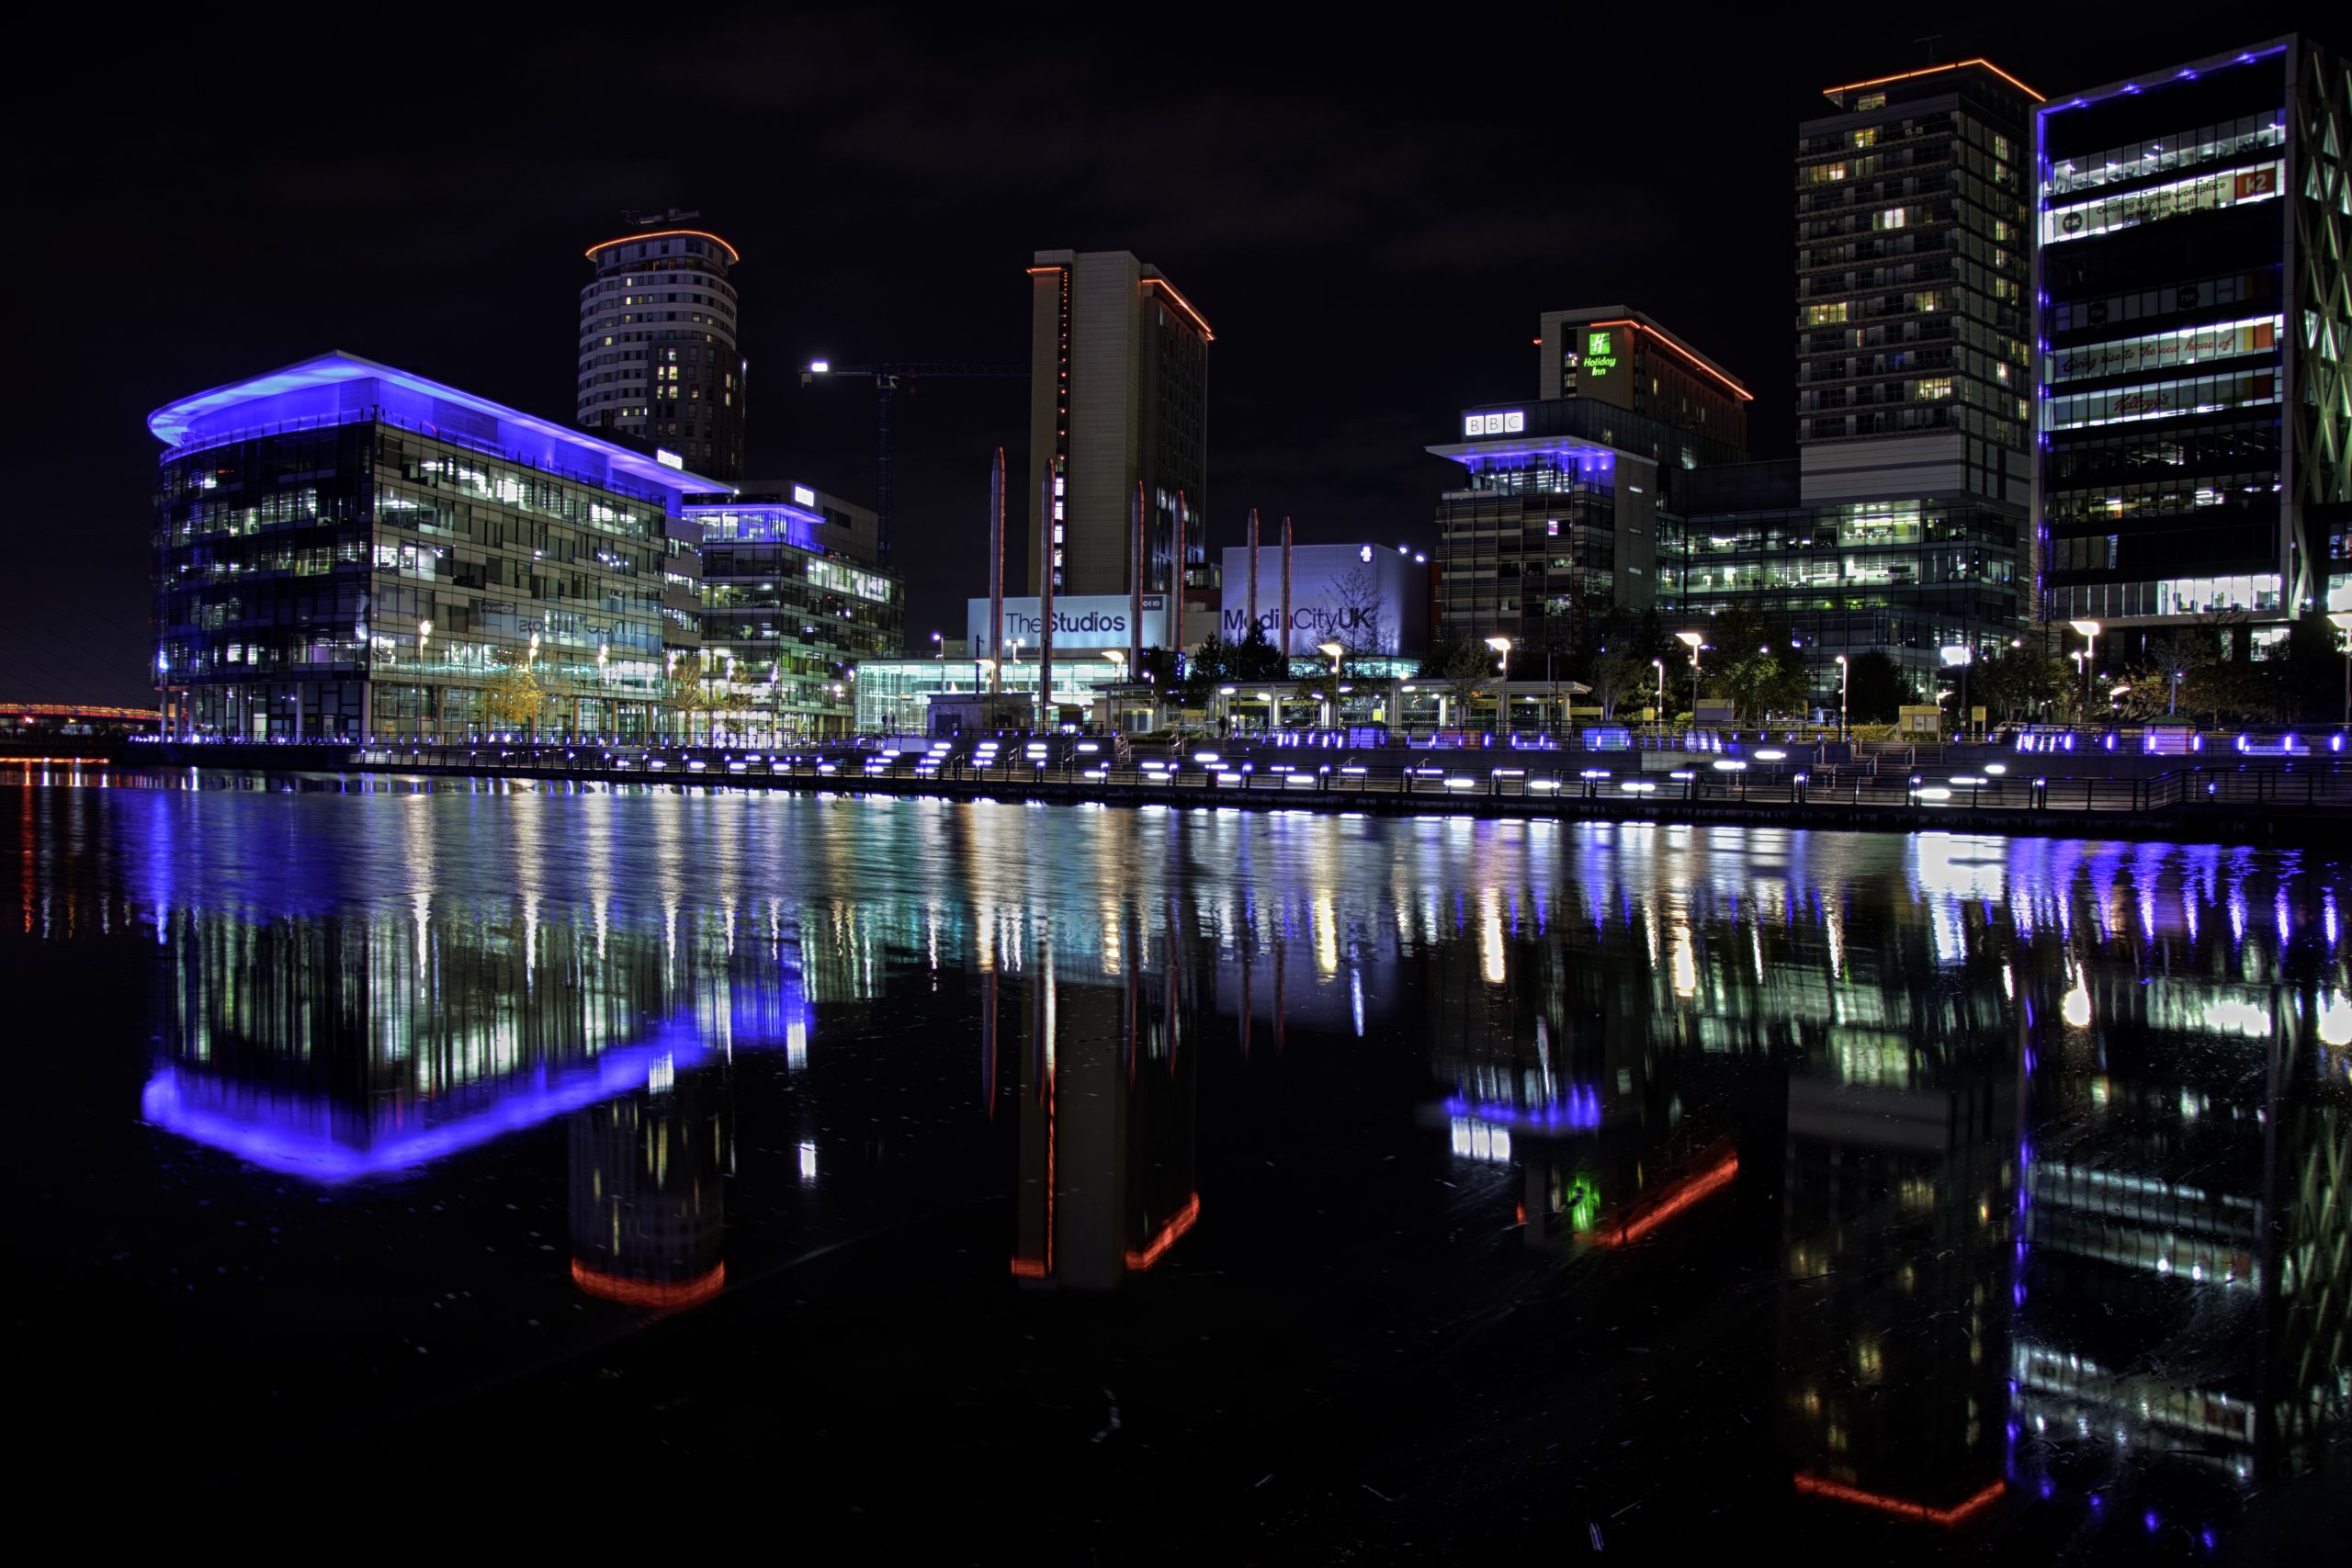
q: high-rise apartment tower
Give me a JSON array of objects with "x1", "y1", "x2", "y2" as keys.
[
  {"x1": 577, "y1": 212, "x2": 747, "y2": 480},
  {"x1": 1026, "y1": 249, "x2": 1210, "y2": 598}
]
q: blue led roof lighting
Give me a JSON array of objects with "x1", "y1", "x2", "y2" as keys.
[
  {"x1": 148, "y1": 350, "x2": 730, "y2": 505},
  {"x1": 681, "y1": 499, "x2": 830, "y2": 552},
  {"x1": 2040, "y1": 39, "x2": 2289, "y2": 118}
]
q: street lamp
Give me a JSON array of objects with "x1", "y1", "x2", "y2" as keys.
[
  {"x1": 1485, "y1": 637, "x2": 1512, "y2": 738},
  {"x1": 931, "y1": 630, "x2": 944, "y2": 661},
  {"x1": 2330, "y1": 611, "x2": 2352, "y2": 728},
  {"x1": 1651, "y1": 658, "x2": 1665, "y2": 729},
  {"x1": 1676, "y1": 631, "x2": 1703, "y2": 721},
  {"x1": 2068, "y1": 618, "x2": 2100, "y2": 720},
  {"x1": 1317, "y1": 641, "x2": 1345, "y2": 731},
  {"x1": 1834, "y1": 653, "x2": 1849, "y2": 741}
]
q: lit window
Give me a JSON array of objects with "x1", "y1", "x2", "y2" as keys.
[
  {"x1": 1916, "y1": 377, "x2": 1953, "y2": 400},
  {"x1": 1806, "y1": 302, "x2": 1849, "y2": 326},
  {"x1": 1876, "y1": 207, "x2": 1906, "y2": 231}
]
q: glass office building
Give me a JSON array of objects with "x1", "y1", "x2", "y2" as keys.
[
  {"x1": 2033, "y1": 37, "x2": 2351, "y2": 639},
  {"x1": 1428, "y1": 310, "x2": 1753, "y2": 645},
  {"x1": 686, "y1": 490, "x2": 903, "y2": 739},
  {"x1": 151, "y1": 351, "x2": 721, "y2": 740},
  {"x1": 1660, "y1": 457, "x2": 2026, "y2": 689}
]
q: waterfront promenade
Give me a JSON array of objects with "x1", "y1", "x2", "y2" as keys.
[{"x1": 78, "y1": 731, "x2": 2352, "y2": 844}]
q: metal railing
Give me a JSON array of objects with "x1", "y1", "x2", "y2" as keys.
[{"x1": 351, "y1": 743, "x2": 2352, "y2": 817}]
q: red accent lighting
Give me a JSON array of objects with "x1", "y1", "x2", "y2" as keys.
[
  {"x1": 1792, "y1": 1474, "x2": 2007, "y2": 1528},
  {"x1": 1822, "y1": 60, "x2": 2043, "y2": 103},
  {"x1": 1141, "y1": 278, "x2": 1215, "y2": 341},
  {"x1": 1124, "y1": 1193, "x2": 1202, "y2": 1270},
  {"x1": 569, "y1": 1258, "x2": 726, "y2": 1309},
  {"x1": 1585, "y1": 320, "x2": 1756, "y2": 401},
  {"x1": 584, "y1": 229, "x2": 741, "y2": 264},
  {"x1": 1584, "y1": 1151, "x2": 1738, "y2": 1246}
]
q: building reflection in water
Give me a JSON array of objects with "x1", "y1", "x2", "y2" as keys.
[
  {"x1": 569, "y1": 1066, "x2": 729, "y2": 1310},
  {"x1": 141, "y1": 895, "x2": 810, "y2": 1313},
  {"x1": 1004, "y1": 907, "x2": 1201, "y2": 1291},
  {"x1": 2007, "y1": 842, "x2": 2349, "y2": 1521},
  {"x1": 91, "y1": 785, "x2": 2344, "y2": 1513}
]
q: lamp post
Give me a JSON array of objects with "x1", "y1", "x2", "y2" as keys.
[
  {"x1": 1676, "y1": 631, "x2": 1703, "y2": 723},
  {"x1": 931, "y1": 630, "x2": 943, "y2": 664},
  {"x1": 2068, "y1": 618, "x2": 2100, "y2": 723},
  {"x1": 1485, "y1": 636, "x2": 1512, "y2": 738},
  {"x1": 1651, "y1": 658, "x2": 1665, "y2": 732},
  {"x1": 1317, "y1": 641, "x2": 1345, "y2": 731},
  {"x1": 596, "y1": 641, "x2": 608, "y2": 739},
  {"x1": 2330, "y1": 611, "x2": 2352, "y2": 729},
  {"x1": 1835, "y1": 653, "x2": 1849, "y2": 741},
  {"x1": 1102, "y1": 649, "x2": 1127, "y2": 732}
]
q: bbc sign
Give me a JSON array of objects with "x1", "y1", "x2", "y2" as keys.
[{"x1": 1463, "y1": 410, "x2": 1526, "y2": 436}]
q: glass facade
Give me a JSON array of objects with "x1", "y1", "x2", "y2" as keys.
[
  {"x1": 155, "y1": 416, "x2": 672, "y2": 740},
  {"x1": 1658, "y1": 472, "x2": 2026, "y2": 687},
  {"x1": 1430, "y1": 379, "x2": 1745, "y2": 646},
  {"x1": 2034, "y1": 39, "x2": 2350, "y2": 631},
  {"x1": 689, "y1": 500, "x2": 903, "y2": 739},
  {"x1": 854, "y1": 657, "x2": 1124, "y2": 736},
  {"x1": 1434, "y1": 446, "x2": 1630, "y2": 639}
]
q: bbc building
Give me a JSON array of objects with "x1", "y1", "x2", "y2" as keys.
[{"x1": 151, "y1": 351, "x2": 725, "y2": 740}]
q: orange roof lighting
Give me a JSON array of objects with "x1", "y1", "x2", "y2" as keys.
[
  {"x1": 1142, "y1": 277, "x2": 1215, "y2": 341},
  {"x1": 584, "y1": 229, "x2": 741, "y2": 264},
  {"x1": 1025, "y1": 265, "x2": 1064, "y2": 275},
  {"x1": 1125, "y1": 1193, "x2": 1203, "y2": 1270},
  {"x1": 1584, "y1": 1151, "x2": 1739, "y2": 1246},
  {"x1": 1587, "y1": 320, "x2": 1755, "y2": 402},
  {"x1": 1823, "y1": 59, "x2": 2043, "y2": 104},
  {"x1": 570, "y1": 1258, "x2": 726, "y2": 1310},
  {"x1": 1792, "y1": 1475, "x2": 2006, "y2": 1528}
]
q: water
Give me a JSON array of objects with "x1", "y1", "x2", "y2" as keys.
[{"x1": 7, "y1": 769, "x2": 2347, "y2": 1558}]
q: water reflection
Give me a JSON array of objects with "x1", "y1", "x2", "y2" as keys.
[{"x1": 5, "y1": 775, "x2": 2346, "y2": 1540}]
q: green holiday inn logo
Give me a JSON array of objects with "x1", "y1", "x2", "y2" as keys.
[{"x1": 1583, "y1": 329, "x2": 1618, "y2": 377}]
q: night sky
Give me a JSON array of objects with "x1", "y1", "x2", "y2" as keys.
[{"x1": 9, "y1": 5, "x2": 2323, "y2": 705}]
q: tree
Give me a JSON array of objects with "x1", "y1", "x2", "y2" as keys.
[
  {"x1": 668, "y1": 653, "x2": 722, "y2": 742},
  {"x1": 1232, "y1": 622, "x2": 1290, "y2": 682},
  {"x1": 1321, "y1": 562, "x2": 1394, "y2": 676},
  {"x1": 1418, "y1": 632, "x2": 1496, "y2": 728},
  {"x1": 1973, "y1": 639, "x2": 2069, "y2": 724},
  {"x1": 1180, "y1": 631, "x2": 1234, "y2": 705},
  {"x1": 2278, "y1": 607, "x2": 2346, "y2": 724},
  {"x1": 482, "y1": 649, "x2": 544, "y2": 734},
  {"x1": 1693, "y1": 607, "x2": 1807, "y2": 724},
  {"x1": 1843, "y1": 650, "x2": 1915, "y2": 724},
  {"x1": 1586, "y1": 648, "x2": 1647, "y2": 721}
]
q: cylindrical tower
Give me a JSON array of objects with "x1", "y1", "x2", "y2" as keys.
[{"x1": 575, "y1": 216, "x2": 746, "y2": 479}]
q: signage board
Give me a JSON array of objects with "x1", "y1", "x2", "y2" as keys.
[
  {"x1": 967, "y1": 593, "x2": 1170, "y2": 657},
  {"x1": 1216, "y1": 543, "x2": 1430, "y2": 659}
]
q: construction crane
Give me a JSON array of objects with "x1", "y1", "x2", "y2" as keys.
[{"x1": 799, "y1": 360, "x2": 1026, "y2": 567}]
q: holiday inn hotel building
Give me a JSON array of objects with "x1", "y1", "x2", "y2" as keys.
[{"x1": 151, "y1": 351, "x2": 725, "y2": 739}]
